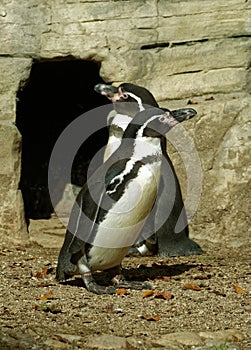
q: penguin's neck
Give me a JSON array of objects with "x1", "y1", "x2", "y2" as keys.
[
  {"x1": 108, "y1": 129, "x2": 162, "y2": 195},
  {"x1": 110, "y1": 113, "x2": 132, "y2": 132},
  {"x1": 130, "y1": 136, "x2": 161, "y2": 161},
  {"x1": 104, "y1": 112, "x2": 133, "y2": 163},
  {"x1": 106, "y1": 110, "x2": 163, "y2": 164}
]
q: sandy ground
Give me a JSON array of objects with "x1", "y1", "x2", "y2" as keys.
[{"x1": 0, "y1": 239, "x2": 250, "y2": 349}]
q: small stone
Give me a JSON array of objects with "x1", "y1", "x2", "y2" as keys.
[
  {"x1": 126, "y1": 337, "x2": 144, "y2": 349},
  {"x1": 125, "y1": 338, "x2": 141, "y2": 349},
  {"x1": 205, "y1": 338, "x2": 227, "y2": 347},
  {"x1": 55, "y1": 333, "x2": 82, "y2": 343},
  {"x1": 227, "y1": 344, "x2": 240, "y2": 350},
  {"x1": 0, "y1": 10, "x2": 7, "y2": 17},
  {"x1": 158, "y1": 332, "x2": 203, "y2": 346},
  {"x1": 44, "y1": 338, "x2": 67, "y2": 349},
  {"x1": 247, "y1": 328, "x2": 251, "y2": 339},
  {"x1": 86, "y1": 334, "x2": 127, "y2": 349},
  {"x1": 199, "y1": 329, "x2": 244, "y2": 342},
  {"x1": 204, "y1": 339, "x2": 239, "y2": 350},
  {"x1": 152, "y1": 338, "x2": 183, "y2": 349}
]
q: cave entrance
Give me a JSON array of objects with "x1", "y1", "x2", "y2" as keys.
[{"x1": 16, "y1": 59, "x2": 109, "y2": 222}]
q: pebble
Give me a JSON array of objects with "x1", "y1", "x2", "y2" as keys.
[
  {"x1": 126, "y1": 337, "x2": 145, "y2": 349},
  {"x1": 150, "y1": 328, "x2": 248, "y2": 350},
  {"x1": 0, "y1": 9, "x2": 7, "y2": 17},
  {"x1": 247, "y1": 328, "x2": 251, "y2": 339},
  {"x1": 152, "y1": 338, "x2": 184, "y2": 349},
  {"x1": 193, "y1": 343, "x2": 239, "y2": 350},
  {"x1": 199, "y1": 329, "x2": 244, "y2": 342},
  {"x1": 86, "y1": 334, "x2": 128, "y2": 349},
  {"x1": 0, "y1": 328, "x2": 249, "y2": 349},
  {"x1": 205, "y1": 338, "x2": 239, "y2": 349},
  {"x1": 55, "y1": 333, "x2": 82, "y2": 343},
  {"x1": 44, "y1": 338, "x2": 67, "y2": 349},
  {"x1": 149, "y1": 348, "x2": 182, "y2": 350},
  {"x1": 157, "y1": 331, "x2": 203, "y2": 346}
]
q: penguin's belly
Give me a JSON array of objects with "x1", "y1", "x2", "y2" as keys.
[
  {"x1": 91, "y1": 161, "x2": 161, "y2": 250},
  {"x1": 87, "y1": 246, "x2": 130, "y2": 272}
]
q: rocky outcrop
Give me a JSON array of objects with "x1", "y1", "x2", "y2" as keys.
[
  {"x1": 0, "y1": 58, "x2": 32, "y2": 240},
  {"x1": 0, "y1": 0, "x2": 250, "y2": 244},
  {"x1": 164, "y1": 93, "x2": 250, "y2": 246}
]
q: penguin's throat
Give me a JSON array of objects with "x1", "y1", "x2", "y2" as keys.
[
  {"x1": 110, "y1": 113, "x2": 132, "y2": 132},
  {"x1": 132, "y1": 137, "x2": 161, "y2": 160}
]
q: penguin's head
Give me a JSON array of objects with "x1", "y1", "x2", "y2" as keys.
[
  {"x1": 94, "y1": 83, "x2": 118, "y2": 98},
  {"x1": 125, "y1": 107, "x2": 197, "y2": 139},
  {"x1": 94, "y1": 83, "x2": 159, "y2": 117},
  {"x1": 141, "y1": 109, "x2": 180, "y2": 138},
  {"x1": 168, "y1": 107, "x2": 197, "y2": 122}
]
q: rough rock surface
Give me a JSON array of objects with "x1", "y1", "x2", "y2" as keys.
[{"x1": 0, "y1": 0, "x2": 250, "y2": 246}]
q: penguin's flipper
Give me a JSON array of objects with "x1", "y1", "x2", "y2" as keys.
[
  {"x1": 57, "y1": 181, "x2": 117, "y2": 295},
  {"x1": 56, "y1": 179, "x2": 106, "y2": 281},
  {"x1": 67, "y1": 157, "x2": 126, "y2": 254},
  {"x1": 56, "y1": 229, "x2": 78, "y2": 281},
  {"x1": 67, "y1": 178, "x2": 107, "y2": 254}
]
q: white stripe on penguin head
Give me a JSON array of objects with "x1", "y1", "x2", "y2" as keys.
[
  {"x1": 125, "y1": 92, "x2": 145, "y2": 112},
  {"x1": 136, "y1": 114, "x2": 164, "y2": 138}
]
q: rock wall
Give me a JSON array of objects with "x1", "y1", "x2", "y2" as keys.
[{"x1": 0, "y1": 0, "x2": 250, "y2": 245}]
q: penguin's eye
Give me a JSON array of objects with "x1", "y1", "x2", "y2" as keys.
[
  {"x1": 159, "y1": 115, "x2": 167, "y2": 122},
  {"x1": 121, "y1": 93, "x2": 128, "y2": 100}
]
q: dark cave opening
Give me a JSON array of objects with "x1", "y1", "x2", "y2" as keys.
[{"x1": 16, "y1": 59, "x2": 110, "y2": 220}]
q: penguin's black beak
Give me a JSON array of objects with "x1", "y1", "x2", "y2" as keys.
[
  {"x1": 94, "y1": 83, "x2": 118, "y2": 99},
  {"x1": 171, "y1": 108, "x2": 197, "y2": 122}
]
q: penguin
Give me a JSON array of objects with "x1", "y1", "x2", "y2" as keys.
[
  {"x1": 56, "y1": 107, "x2": 196, "y2": 294},
  {"x1": 94, "y1": 83, "x2": 203, "y2": 257}
]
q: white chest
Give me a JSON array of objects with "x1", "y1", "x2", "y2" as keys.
[
  {"x1": 87, "y1": 159, "x2": 161, "y2": 272},
  {"x1": 87, "y1": 246, "x2": 130, "y2": 272},
  {"x1": 91, "y1": 158, "x2": 162, "y2": 249}
]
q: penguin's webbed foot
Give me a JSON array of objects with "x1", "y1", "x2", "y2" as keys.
[
  {"x1": 157, "y1": 237, "x2": 203, "y2": 257},
  {"x1": 87, "y1": 281, "x2": 116, "y2": 295},
  {"x1": 112, "y1": 274, "x2": 153, "y2": 290},
  {"x1": 82, "y1": 271, "x2": 116, "y2": 295}
]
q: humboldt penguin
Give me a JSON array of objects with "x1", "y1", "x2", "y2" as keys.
[
  {"x1": 94, "y1": 82, "x2": 202, "y2": 257},
  {"x1": 56, "y1": 107, "x2": 196, "y2": 294}
]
